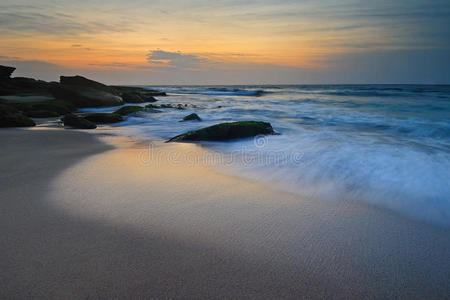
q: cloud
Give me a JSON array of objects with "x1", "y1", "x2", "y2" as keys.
[
  {"x1": 1, "y1": 47, "x2": 449, "y2": 85},
  {"x1": 147, "y1": 50, "x2": 208, "y2": 69},
  {"x1": 71, "y1": 44, "x2": 83, "y2": 47},
  {"x1": 0, "y1": 3, "x2": 133, "y2": 36}
]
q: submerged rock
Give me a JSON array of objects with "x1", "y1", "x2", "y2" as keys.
[
  {"x1": 84, "y1": 113, "x2": 123, "y2": 124},
  {"x1": 0, "y1": 104, "x2": 35, "y2": 127},
  {"x1": 114, "y1": 106, "x2": 144, "y2": 116},
  {"x1": 62, "y1": 113, "x2": 97, "y2": 129},
  {"x1": 181, "y1": 113, "x2": 201, "y2": 121},
  {"x1": 168, "y1": 121, "x2": 275, "y2": 142}
]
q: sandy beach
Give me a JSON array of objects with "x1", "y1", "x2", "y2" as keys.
[{"x1": 1, "y1": 128, "x2": 449, "y2": 299}]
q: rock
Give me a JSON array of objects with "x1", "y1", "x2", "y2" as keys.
[
  {"x1": 111, "y1": 86, "x2": 166, "y2": 96},
  {"x1": 62, "y1": 113, "x2": 97, "y2": 129},
  {"x1": 121, "y1": 92, "x2": 144, "y2": 103},
  {"x1": 0, "y1": 65, "x2": 16, "y2": 78},
  {"x1": 30, "y1": 101, "x2": 75, "y2": 114},
  {"x1": 11, "y1": 100, "x2": 75, "y2": 115},
  {"x1": 10, "y1": 77, "x2": 38, "y2": 87},
  {"x1": 145, "y1": 103, "x2": 196, "y2": 109},
  {"x1": 49, "y1": 83, "x2": 123, "y2": 108},
  {"x1": 0, "y1": 104, "x2": 35, "y2": 127},
  {"x1": 0, "y1": 72, "x2": 51, "y2": 95},
  {"x1": 84, "y1": 113, "x2": 123, "y2": 124},
  {"x1": 140, "y1": 94, "x2": 158, "y2": 102},
  {"x1": 113, "y1": 106, "x2": 144, "y2": 116},
  {"x1": 146, "y1": 108, "x2": 162, "y2": 113},
  {"x1": 181, "y1": 113, "x2": 201, "y2": 121},
  {"x1": 168, "y1": 121, "x2": 275, "y2": 142},
  {"x1": 60, "y1": 75, "x2": 119, "y2": 95},
  {"x1": 120, "y1": 92, "x2": 157, "y2": 103},
  {"x1": 24, "y1": 110, "x2": 60, "y2": 118}
]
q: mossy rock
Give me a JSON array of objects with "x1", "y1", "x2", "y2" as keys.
[
  {"x1": 0, "y1": 104, "x2": 35, "y2": 127},
  {"x1": 181, "y1": 113, "x2": 201, "y2": 121},
  {"x1": 113, "y1": 106, "x2": 144, "y2": 116},
  {"x1": 168, "y1": 121, "x2": 275, "y2": 142},
  {"x1": 84, "y1": 113, "x2": 123, "y2": 124},
  {"x1": 24, "y1": 110, "x2": 60, "y2": 118},
  {"x1": 62, "y1": 113, "x2": 97, "y2": 129},
  {"x1": 10, "y1": 100, "x2": 75, "y2": 115}
]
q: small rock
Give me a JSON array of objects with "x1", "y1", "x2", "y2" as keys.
[
  {"x1": 62, "y1": 113, "x2": 97, "y2": 129},
  {"x1": 181, "y1": 113, "x2": 201, "y2": 122},
  {"x1": 114, "y1": 106, "x2": 144, "y2": 116}
]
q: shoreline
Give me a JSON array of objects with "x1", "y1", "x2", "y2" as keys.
[{"x1": 1, "y1": 128, "x2": 449, "y2": 298}]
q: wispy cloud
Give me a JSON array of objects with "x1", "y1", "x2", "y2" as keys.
[{"x1": 0, "y1": 3, "x2": 134, "y2": 36}]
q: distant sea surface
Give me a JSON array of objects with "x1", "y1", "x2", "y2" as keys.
[{"x1": 82, "y1": 85, "x2": 450, "y2": 226}]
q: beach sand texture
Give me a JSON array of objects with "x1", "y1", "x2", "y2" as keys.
[{"x1": 1, "y1": 129, "x2": 449, "y2": 299}]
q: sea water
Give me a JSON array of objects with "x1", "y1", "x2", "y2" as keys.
[{"x1": 81, "y1": 85, "x2": 450, "y2": 226}]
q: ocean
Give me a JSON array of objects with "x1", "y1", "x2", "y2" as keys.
[{"x1": 81, "y1": 84, "x2": 450, "y2": 226}]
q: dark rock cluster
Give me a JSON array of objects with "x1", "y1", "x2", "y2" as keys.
[
  {"x1": 0, "y1": 65, "x2": 166, "y2": 128},
  {"x1": 1, "y1": 65, "x2": 277, "y2": 142}
]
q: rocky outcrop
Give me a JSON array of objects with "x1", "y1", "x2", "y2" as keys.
[
  {"x1": 111, "y1": 86, "x2": 166, "y2": 97},
  {"x1": 168, "y1": 121, "x2": 275, "y2": 142},
  {"x1": 60, "y1": 76, "x2": 119, "y2": 95},
  {"x1": 0, "y1": 65, "x2": 15, "y2": 78},
  {"x1": 84, "y1": 113, "x2": 123, "y2": 124},
  {"x1": 0, "y1": 65, "x2": 51, "y2": 95},
  {"x1": 121, "y1": 93, "x2": 157, "y2": 103},
  {"x1": 62, "y1": 113, "x2": 97, "y2": 129},
  {"x1": 114, "y1": 106, "x2": 144, "y2": 116},
  {"x1": 181, "y1": 113, "x2": 201, "y2": 121},
  {"x1": 24, "y1": 110, "x2": 60, "y2": 118},
  {"x1": 11, "y1": 100, "x2": 75, "y2": 116},
  {"x1": 0, "y1": 104, "x2": 35, "y2": 127},
  {"x1": 49, "y1": 82, "x2": 123, "y2": 108}
]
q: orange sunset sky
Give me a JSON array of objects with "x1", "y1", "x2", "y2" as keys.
[{"x1": 1, "y1": 0, "x2": 449, "y2": 84}]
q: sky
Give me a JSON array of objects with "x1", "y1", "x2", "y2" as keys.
[{"x1": 0, "y1": 0, "x2": 449, "y2": 84}]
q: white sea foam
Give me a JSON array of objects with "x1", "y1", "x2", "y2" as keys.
[{"x1": 81, "y1": 85, "x2": 450, "y2": 226}]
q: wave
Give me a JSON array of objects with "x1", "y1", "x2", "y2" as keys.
[
  {"x1": 85, "y1": 84, "x2": 450, "y2": 226},
  {"x1": 287, "y1": 85, "x2": 450, "y2": 98},
  {"x1": 153, "y1": 87, "x2": 269, "y2": 97},
  {"x1": 215, "y1": 129, "x2": 450, "y2": 227}
]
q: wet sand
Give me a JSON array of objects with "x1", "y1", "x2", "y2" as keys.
[{"x1": 0, "y1": 129, "x2": 449, "y2": 299}]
